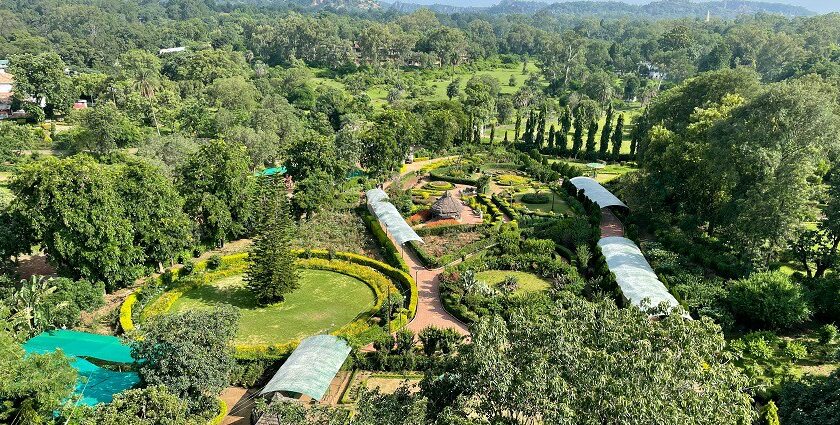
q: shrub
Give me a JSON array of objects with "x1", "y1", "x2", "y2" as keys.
[
  {"x1": 782, "y1": 340, "x2": 808, "y2": 361},
  {"x1": 207, "y1": 255, "x2": 223, "y2": 270},
  {"x1": 424, "y1": 181, "x2": 455, "y2": 191},
  {"x1": 520, "y1": 192, "x2": 550, "y2": 204},
  {"x1": 805, "y1": 275, "x2": 840, "y2": 322},
  {"x1": 817, "y1": 324, "x2": 838, "y2": 345},
  {"x1": 728, "y1": 271, "x2": 810, "y2": 330},
  {"x1": 496, "y1": 174, "x2": 529, "y2": 186}
]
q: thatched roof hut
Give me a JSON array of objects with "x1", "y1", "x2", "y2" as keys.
[{"x1": 431, "y1": 191, "x2": 462, "y2": 219}]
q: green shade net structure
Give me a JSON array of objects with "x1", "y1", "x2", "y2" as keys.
[
  {"x1": 260, "y1": 335, "x2": 351, "y2": 401},
  {"x1": 261, "y1": 166, "x2": 287, "y2": 176},
  {"x1": 365, "y1": 188, "x2": 423, "y2": 246},
  {"x1": 24, "y1": 330, "x2": 140, "y2": 406}
]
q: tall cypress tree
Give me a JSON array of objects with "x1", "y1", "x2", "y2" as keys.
[
  {"x1": 535, "y1": 109, "x2": 546, "y2": 147},
  {"x1": 585, "y1": 120, "x2": 598, "y2": 157},
  {"x1": 514, "y1": 114, "x2": 522, "y2": 142},
  {"x1": 246, "y1": 176, "x2": 299, "y2": 305},
  {"x1": 611, "y1": 114, "x2": 625, "y2": 159},
  {"x1": 599, "y1": 104, "x2": 613, "y2": 157},
  {"x1": 547, "y1": 124, "x2": 556, "y2": 149},
  {"x1": 571, "y1": 117, "x2": 584, "y2": 158},
  {"x1": 557, "y1": 128, "x2": 568, "y2": 156},
  {"x1": 489, "y1": 123, "x2": 496, "y2": 144},
  {"x1": 503, "y1": 130, "x2": 509, "y2": 144}
]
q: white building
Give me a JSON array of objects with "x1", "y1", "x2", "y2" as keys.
[{"x1": 0, "y1": 71, "x2": 13, "y2": 119}]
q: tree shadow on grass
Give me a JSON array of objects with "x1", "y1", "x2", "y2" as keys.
[{"x1": 182, "y1": 283, "x2": 259, "y2": 310}]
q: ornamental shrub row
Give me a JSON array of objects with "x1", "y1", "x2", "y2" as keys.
[
  {"x1": 362, "y1": 212, "x2": 411, "y2": 272},
  {"x1": 293, "y1": 249, "x2": 417, "y2": 320},
  {"x1": 429, "y1": 168, "x2": 479, "y2": 185},
  {"x1": 491, "y1": 194, "x2": 520, "y2": 221}
]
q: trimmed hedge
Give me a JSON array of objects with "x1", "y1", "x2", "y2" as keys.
[
  {"x1": 408, "y1": 237, "x2": 496, "y2": 269},
  {"x1": 429, "y1": 167, "x2": 479, "y2": 185},
  {"x1": 492, "y1": 194, "x2": 521, "y2": 221},
  {"x1": 120, "y1": 251, "x2": 418, "y2": 359},
  {"x1": 208, "y1": 398, "x2": 227, "y2": 425},
  {"x1": 294, "y1": 249, "x2": 417, "y2": 320},
  {"x1": 521, "y1": 192, "x2": 550, "y2": 204},
  {"x1": 362, "y1": 212, "x2": 411, "y2": 272},
  {"x1": 415, "y1": 223, "x2": 491, "y2": 237}
]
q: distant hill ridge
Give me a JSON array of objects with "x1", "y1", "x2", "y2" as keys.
[{"x1": 384, "y1": 0, "x2": 814, "y2": 18}]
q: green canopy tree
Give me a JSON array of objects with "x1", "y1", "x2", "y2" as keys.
[
  {"x1": 421, "y1": 293, "x2": 755, "y2": 424},
  {"x1": 132, "y1": 307, "x2": 239, "y2": 406},
  {"x1": 178, "y1": 139, "x2": 254, "y2": 247}
]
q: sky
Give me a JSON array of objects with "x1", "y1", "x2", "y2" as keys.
[{"x1": 402, "y1": 0, "x2": 840, "y2": 13}]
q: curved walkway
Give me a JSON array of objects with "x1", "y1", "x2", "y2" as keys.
[{"x1": 382, "y1": 157, "x2": 470, "y2": 336}]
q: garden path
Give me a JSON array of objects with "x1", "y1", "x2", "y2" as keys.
[
  {"x1": 382, "y1": 157, "x2": 470, "y2": 336},
  {"x1": 600, "y1": 208, "x2": 624, "y2": 238}
]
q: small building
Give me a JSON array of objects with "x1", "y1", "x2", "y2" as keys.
[
  {"x1": 158, "y1": 46, "x2": 187, "y2": 55},
  {"x1": 73, "y1": 99, "x2": 88, "y2": 110},
  {"x1": 0, "y1": 59, "x2": 9, "y2": 71},
  {"x1": 0, "y1": 71, "x2": 13, "y2": 119},
  {"x1": 431, "y1": 191, "x2": 462, "y2": 219}
]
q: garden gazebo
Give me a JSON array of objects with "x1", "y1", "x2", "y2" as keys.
[{"x1": 431, "y1": 191, "x2": 462, "y2": 219}]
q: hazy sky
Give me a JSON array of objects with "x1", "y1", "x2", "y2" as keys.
[{"x1": 407, "y1": 0, "x2": 840, "y2": 13}]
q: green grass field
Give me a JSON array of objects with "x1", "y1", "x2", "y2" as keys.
[
  {"x1": 169, "y1": 270, "x2": 375, "y2": 345},
  {"x1": 476, "y1": 270, "x2": 550, "y2": 295}
]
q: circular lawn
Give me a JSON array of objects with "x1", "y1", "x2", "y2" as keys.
[{"x1": 168, "y1": 269, "x2": 375, "y2": 345}]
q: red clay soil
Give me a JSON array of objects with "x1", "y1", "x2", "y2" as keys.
[{"x1": 600, "y1": 208, "x2": 625, "y2": 238}]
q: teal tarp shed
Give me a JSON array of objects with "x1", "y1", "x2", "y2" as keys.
[
  {"x1": 261, "y1": 166, "x2": 287, "y2": 176},
  {"x1": 24, "y1": 330, "x2": 140, "y2": 406}
]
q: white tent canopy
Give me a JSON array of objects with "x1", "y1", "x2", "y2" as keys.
[
  {"x1": 365, "y1": 188, "x2": 423, "y2": 246},
  {"x1": 597, "y1": 237, "x2": 686, "y2": 317},
  {"x1": 569, "y1": 177, "x2": 627, "y2": 209}
]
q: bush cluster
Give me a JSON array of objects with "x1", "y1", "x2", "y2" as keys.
[{"x1": 520, "y1": 192, "x2": 550, "y2": 204}]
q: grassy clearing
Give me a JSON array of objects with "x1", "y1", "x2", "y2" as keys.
[
  {"x1": 476, "y1": 270, "x2": 550, "y2": 295},
  {"x1": 513, "y1": 191, "x2": 571, "y2": 215},
  {"x1": 169, "y1": 270, "x2": 375, "y2": 345}
]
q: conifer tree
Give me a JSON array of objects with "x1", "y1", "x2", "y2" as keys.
[
  {"x1": 514, "y1": 114, "x2": 521, "y2": 141},
  {"x1": 547, "y1": 124, "x2": 556, "y2": 149},
  {"x1": 246, "y1": 176, "x2": 299, "y2": 305},
  {"x1": 599, "y1": 104, "x2": 613, "y2": 157},
  {"x1": 557, "y1": 128, "x2": 568, "y2": 156},
  {"x1": 503, "y1": 130, "x2": 509, "y2": 144},
  {"x1": 560, "y1": 106, "x2": 573, "y2": 138},
  {"x1": 535, "y1": 109, "x2": 546, "y2": 147},
  {"x1": 585, "y1": 119, "x2": 598, "y2": 157},
  {"x1": 489, "y1": 123, "x2": 495, "y2": 144},
  {"x1": 571, "y1": 117, "x2": 584, "y2": 157},
  {"x1": 611, "y1": 114, "x2": 625, "y2": 159}
]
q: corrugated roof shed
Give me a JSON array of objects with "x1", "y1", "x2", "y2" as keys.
[{"x1": 569, "y1": 176, "x2": 627, "y2": 209}]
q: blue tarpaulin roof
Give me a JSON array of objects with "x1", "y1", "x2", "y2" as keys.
[
  {"x1": 24, "y1": 330, "x2": 139, "y2": 405},
  {"x1": 261, "y1": 166, "x2": 287, "y2": 176}
]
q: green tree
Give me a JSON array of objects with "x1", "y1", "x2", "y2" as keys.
[
  {"x1": 87, "y1": 386, "x2": 193, "y2": 425},
  {"x1": 8, "y1": 52, "x2": 75, "y2": 118},
  {"x1": 72, "y1": 102, "x2": 141, "y2": 155},
  {"x1": 422, "y1": 294, "x2": 754, "y2": 424},
  {"x1": 446, "y1": 78, "x2": 460, "y2": 100},
  {"x1": 728, "y1": 271, "x2": 810, "y2": 330},
  {"x1": 178, "y1": 139, "x2": 254, "y2": 247},
  {"x1": 246, "y1": 176, "x2": 299, "y2": 305},
  {"x1": 778, "y1": 370, "x2": 840, "y2": 425},
  {"x1": 115, "y1": 158, "x2": 193, "y2": 270},
  {"x1": 132, "y1": 307, "x2": 239, "y2": 405},
  {"x1": 599, "y1": 104, "x2": 613, "y2": 156},
  {"x1": 355, "y1": 386, "x2": 426, "y2": 425},
  {"x1": 9, "y1": 155, "x2": 142, "y2": 289},
  {"x1": 584, "y1": 119, "x2": 598, "y2": 157},
  {"x1": 0, "y1": 325, "x2": 77, "y2": 423},
  {"x1": 611, "y1": 114, "x2": 625, "y2": 158}
]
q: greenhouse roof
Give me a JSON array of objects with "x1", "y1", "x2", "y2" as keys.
[
  {"x1": 260, "y1": 335, "x2": 351, "y2": 401},
  {"x1": 569, "y1": 177, "x2": 627, "y2": 209},
  {"x1": 365, "y1": 189, "x2": 423, "y2": 246},
  {"x1": 597, "y1": 237, "x2": 684, "y2": 317}
]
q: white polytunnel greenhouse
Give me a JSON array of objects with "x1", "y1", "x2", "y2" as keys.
[
  {"x1": 365, "y1": 188, "x2": 423, "y2": 246},
  {"x1": 569, "y1": 176, "x2": 628, "y2": 209},
  {"x1": 597, "y1": 236, "x2": 688, "y2": 318}
]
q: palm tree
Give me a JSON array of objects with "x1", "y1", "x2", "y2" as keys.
[{"x1": 133, "y1": 68, "x2": 162, "y2": 136}]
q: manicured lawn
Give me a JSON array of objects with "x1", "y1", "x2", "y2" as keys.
[
  {"x1": 169, "y1": 270, "x2": 375, "y2": 345},
  {"x1": 513, "y1": 190, "x2": 571, "y2": 215},
  {"x1": 476, "y1": 270, "x2": 550, "y2": 295}
]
